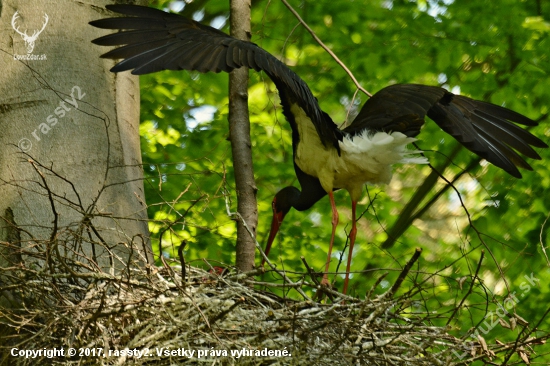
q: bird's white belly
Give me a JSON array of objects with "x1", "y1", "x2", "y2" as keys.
[{"x1": 292, "y1": 103, "x2": 427, "y2": 200}]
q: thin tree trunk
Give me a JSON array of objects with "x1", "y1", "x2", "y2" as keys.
[{"x1": 229, "y1": 0, "x2": 257, "y2": 272}]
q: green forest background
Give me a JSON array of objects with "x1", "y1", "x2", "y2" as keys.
[{"x1": 137, "y1": 0, "x2": 549, "y2": 363}]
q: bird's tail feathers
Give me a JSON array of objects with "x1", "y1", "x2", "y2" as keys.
[{"x1": 340, "y1": 131, "x2": 429, "y2": 166}]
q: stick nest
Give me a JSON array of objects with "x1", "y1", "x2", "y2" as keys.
[{"x1": 3, "y1": 249, "x2": 545, "y2": 366}]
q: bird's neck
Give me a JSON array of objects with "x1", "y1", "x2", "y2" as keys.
[{"x1": 292, "y1": 162, "x2": 328, "y2": 211}]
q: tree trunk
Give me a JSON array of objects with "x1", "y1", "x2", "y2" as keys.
[
  {"x1": 229, "y1": 0, "x2": 258, "y2": 272},
  {"x1": 0, "y1": 0, "x2": 151, "y2": 275}
]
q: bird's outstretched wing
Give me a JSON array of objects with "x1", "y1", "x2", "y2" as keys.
[
  {"x1": 344, "y1": 84, "x2": 547, "y2": 178},
  {"x1": 90, "y1": 4, "x2": 340, "y2": 150}
]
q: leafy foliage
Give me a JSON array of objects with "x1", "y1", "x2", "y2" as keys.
[{"x1": 141, "y1": 0, "x2": 550, "y2": 363}]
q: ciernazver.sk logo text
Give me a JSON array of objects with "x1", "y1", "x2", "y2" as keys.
[{"x1": 11, "y1": 11, "x2": 48, "y2": 60}]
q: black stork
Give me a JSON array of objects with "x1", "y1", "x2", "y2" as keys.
[{"x1": 90, "y1": 5, "x2": 547, "y2": 294}]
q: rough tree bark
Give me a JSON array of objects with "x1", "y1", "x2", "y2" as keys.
[{"x1": 229, "y1": 0, "x2": 258, "y2": 272}]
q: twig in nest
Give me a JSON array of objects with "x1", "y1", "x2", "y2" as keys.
[
  {"x1": 366, "y1": 272, "x2": 389, "y2": 300},
  {"x1": 301, "y1": 256, "x2": 335, "y2": 302},
  {"x1": 224, "y1": 195, "x2": 311, "y2": 300},
  {"x1": 300, "y1": 256, "x2": 321, "y2": 287},
  {"x1": 447, "y1": 250, "x2": 484, "y2": 326},
  {"x1": 178, "y1": 241, "x2": 187, "y2": 285},
  {"x1": 540, "y1": 212, "x2": 550, "y2": 267},
  {"x1": 209, "y1": 297, "x2": 246, "y2": 325},
  {"x1": 387, "y1": 248, "x2": 422, "y2": 298}
]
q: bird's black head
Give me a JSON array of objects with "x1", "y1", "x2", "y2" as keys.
[
  {"x1": 261, "y1": 186, "x2": 301, "y2": 266},
  {"x1": 273, "y1": 186, "x2": 301, "y2": 216}
]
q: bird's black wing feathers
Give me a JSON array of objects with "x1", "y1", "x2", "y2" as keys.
[
  {"x1": 90, "y1": 4, "x2": 340, "y2": 149},
  {"x1": 345, "y1": 84, "x2": 547, "y2": 178},
  {"x1": 91, "y1": 7, "x2": 545, "y2": 177}
]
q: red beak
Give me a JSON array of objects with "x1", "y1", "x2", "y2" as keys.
[{"x1": 262, "y1": 206, "x2": 285, "y2": 266}]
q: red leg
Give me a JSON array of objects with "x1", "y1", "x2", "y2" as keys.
[
  {"x1": 343, "y1": 200, "x2": 357, "y2": 295},
  {"x1": 321, "y1": 191, "x2": 339, "y2": 287}
]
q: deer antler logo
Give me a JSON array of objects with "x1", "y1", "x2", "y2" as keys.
[{"x1": 11, "y1": 11, "x2": 49, "y2": 54}]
